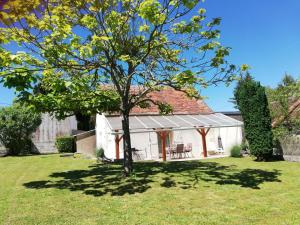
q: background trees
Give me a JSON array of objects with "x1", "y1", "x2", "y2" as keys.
[
  {"x1": 266, "y1": 74, "x2": 300, "y2": 140},
  {"x1": 0, "y1": 104, "x2": 41, "y2": 155},
  {"x1": 0, "y1": 0, "x2": 239, "y2": 174},
  {"x1": 234, "y1": 75, "x2": 273, "y2": 161}
]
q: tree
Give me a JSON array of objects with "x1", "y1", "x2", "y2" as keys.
[
  {"x1": 266, "y1": 74, "x2": 300, "y2": 140},
  {"x1": 0, "y1": 0, "x2": 240, "y2": 175},
  {"x1": 234, "y1": 74, "x2": 273, "y2": 161},
  {"x1": 0, "y1": 103, "x2": 42, "y2": 155}
]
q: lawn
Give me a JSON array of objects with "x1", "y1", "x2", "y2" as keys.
[{"x1": 1, "y1": 155, "x2": 300, "y2": 225}]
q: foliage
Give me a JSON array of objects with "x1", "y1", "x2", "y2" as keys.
[
  {"x1": 240, "y1": 141, "x2": 249, "y2": 151},
  {"x1": 0, "y1": 103, "x2": 41, "y2": 155},
  {"x1": 55, "y1": 136, "x2": 75, "y2": 153},
  {"x1": 234, "y1": 74, "x2": 274, "y2": 161},
  {"x1": 0, "y1": 0, "x2": 242, "y2": 174},
  {"x1": 96, "y1": 147, "x2": 105, "y2": 159},
  {"x1": 266, "y1": 74, "x2": 300, "y2": 140},
  {"x1": 230, "y1": 145, "x2": 242, "y2": 157}
]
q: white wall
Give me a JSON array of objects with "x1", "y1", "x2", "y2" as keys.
[
  {"x1": 96, "y1": 114, "x2": 160, "y2": 160},
  {"x1": 173, "y1": 130, "x2": 202, "y2": 158},
  {"x1": 169, "y1": 127, "x2": 242, "y2": 158},
  {"x1": 96, "y1": 114, "x2": 243, "y2": 160},
  {"x1": 96, "y1": 114, "x2": 117, "y2": 159},
  {"x1": 219, "y1": 126, "x2": 243, "y2": 154},
  {"x1": 205, "y1": 127, "x2": 243, "y2": 155}
]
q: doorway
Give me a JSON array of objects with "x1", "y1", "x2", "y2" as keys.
[{"x1": 157, "y1": 131, "x2": 173, "y2": 158}]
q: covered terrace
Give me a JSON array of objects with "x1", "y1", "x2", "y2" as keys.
[{"x1": 105, "y1": 113, "x2": 243, "y2": 161}]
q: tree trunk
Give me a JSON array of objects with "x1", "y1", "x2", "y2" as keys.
[{"x1": 122, "y1": 111, "x2": 133, "y2": 176}]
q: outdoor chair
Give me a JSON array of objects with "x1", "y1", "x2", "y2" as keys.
[
  {"x1": 217, "y1": 135, "x2": 224, "y2": 154},
  {"x1": 132, "y1": 148, "x2": 142, "y2": 161},
  {"x1": 184, "y1": 143, "x2": 192, "y2": 157},
  {"x1": 167, "y1": 144, "x2": 177, "y2": 159},
  {"x1": 217, "y1": 147, "x2": 225, "y2": 155},
  {"x1": 176, "y1": 144, "x2": 185, "y2": 158}
]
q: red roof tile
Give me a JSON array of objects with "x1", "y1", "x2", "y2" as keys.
[{"x1": 130, "y1": 88, "x2": 213, "y2": 115}]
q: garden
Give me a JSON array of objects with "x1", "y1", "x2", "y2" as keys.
[{"x1": 1, "y1": 155, "x2": 300, "y2": 224}]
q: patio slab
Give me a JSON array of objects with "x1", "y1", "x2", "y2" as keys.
[{"x1": 156, "y1": 154, "x2": 229, "y2": 162}]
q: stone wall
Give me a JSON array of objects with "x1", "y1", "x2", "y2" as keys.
[{"x1": 280, "y1": 135, "x2": 300, "y2": 161}]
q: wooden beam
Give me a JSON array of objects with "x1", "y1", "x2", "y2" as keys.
[
  {"x1": 115, "y1": 130, "x2": 123, "y2": 160},
  {"x1": 162, "y1": 132, "x2": 167, "y2": 161},
  {"x1": 115, "y1": 134, "x2": 120, "y2": 160},
  {"x1": 201, "y1": 128, "x2": 208, "y2": 158},
  {"x1": 157, "y1": 131, "x2": 169, "y2": 162},
  {"x1": 197, "y1": 128, "x2": 209, "y2": 158}
]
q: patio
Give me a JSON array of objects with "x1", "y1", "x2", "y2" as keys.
[
  {"x1": 156, "y1": 153, "x2": 229, "y2": 162},
  {"x1": 106, "y1": 113, "x2": 243, "y2": 161},
  {"x1": 156, "y1": 143, "x2": 228, "y2": 162}
]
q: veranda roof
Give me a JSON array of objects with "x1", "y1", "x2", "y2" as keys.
[{"x1": 106, "y1": 113, "x2": 243, "y2": 134}]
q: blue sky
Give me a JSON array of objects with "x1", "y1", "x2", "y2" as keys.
[
  {"x1": 201, "y1": 0, "x2": 300, "y2": 111},
  {"x1": 1, "y1": 0, "x2": 300, "y2": 111}
]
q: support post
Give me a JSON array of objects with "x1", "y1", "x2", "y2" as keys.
[
  {"x1": 197, "y1": 128, "x2": 210, "y2": 158},
  {"x1": 201, "y1": 128, "x2": 208, "y2": 158},
  {"x1": 162, "y1": 132, "x2": 167, "y2": 161},
  {"x1": 115, "y1": 130, "x2": 123, "y2": 160},
  {"x1": 157, "y1": 131, "x2": 168, "y2": 162}
]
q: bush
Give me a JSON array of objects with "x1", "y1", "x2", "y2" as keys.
[
  {"x1": 234, "y1": 74, "x2": 273, "y2": 161},
  {"x1": 240, "y1": 141, "x2": 249, "y2": 152},
  {"x1": 230, "y1": 145, "x2": 242, "y2": 157},
  {"x1": 0, "y1": 104, "x2": 41, "y2": 155},
  {"x1": 96, "y1": 147, "x2": 105, "y2": 158},
  {"x1": 55, "y1": 136, "x2": 75, "y2": 153}
]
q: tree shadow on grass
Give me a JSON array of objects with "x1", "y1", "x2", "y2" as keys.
[{"x1": 23, "y1": 160, "x2": 281, "y2": 197}]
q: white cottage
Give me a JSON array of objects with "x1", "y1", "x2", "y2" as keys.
[{"x1": 96, "y1": 88, "x2": 243, "y2": 161}]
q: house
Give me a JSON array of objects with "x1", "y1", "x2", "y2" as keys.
[
  {"x1": 220, "y1": 111, "x2": 243, "y2": 122},
  {"x1": 95, "y1": 88, "x2": 243, "y2": 161}
]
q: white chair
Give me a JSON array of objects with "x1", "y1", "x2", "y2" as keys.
[{"x1": 184, "y1": 143, "x2": 192, "y2": 158}]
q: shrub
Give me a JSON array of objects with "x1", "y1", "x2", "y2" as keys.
[
  {"x1": 240, "y1": 141, "x2": 249, "y2": 151},
  {"x1": 234, "y1": 74, "x2": 273, "y2": 161},
  {"x1": 230, "y1": 145, "x2": 242, "y2": 157},
  {"x1": 0, "y1": 104, "x2": 41, "y2": 155},
  {"x1": 96, "y1": 147, "x2": 105, "y2": 158},
  {"x1": 55, "y1": 136, "x2": 75, "y2": 153}
]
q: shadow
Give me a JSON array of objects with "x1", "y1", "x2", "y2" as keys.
[
  {"x1": 24, "y1": 160, "x2": 281, "y2": 197},
  {"x1": 203, "y1": 168, "x2": 281, "y2": 189},
  {"x1": 3, "y1": 153, "x2": 58, "y2": 158},
  {"x1": 161, "y1": 177, "x2": 176, "y2": 188}
]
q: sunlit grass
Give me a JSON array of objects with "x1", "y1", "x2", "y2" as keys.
[{"x1": 1, "y1": 155, "x2": 300, "y2": 225}]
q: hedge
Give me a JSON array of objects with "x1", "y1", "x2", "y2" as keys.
[{"x1": 55, "y1": 136, "x2": 75, "y2": 153}]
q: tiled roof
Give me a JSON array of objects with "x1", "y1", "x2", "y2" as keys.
[{"x1": 130, "y1": 88, "x2": 213, "y2": 115}]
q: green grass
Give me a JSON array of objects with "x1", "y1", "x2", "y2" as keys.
[{"x1": 1, "y1": 155, "x2": 300, "y2": 225}]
